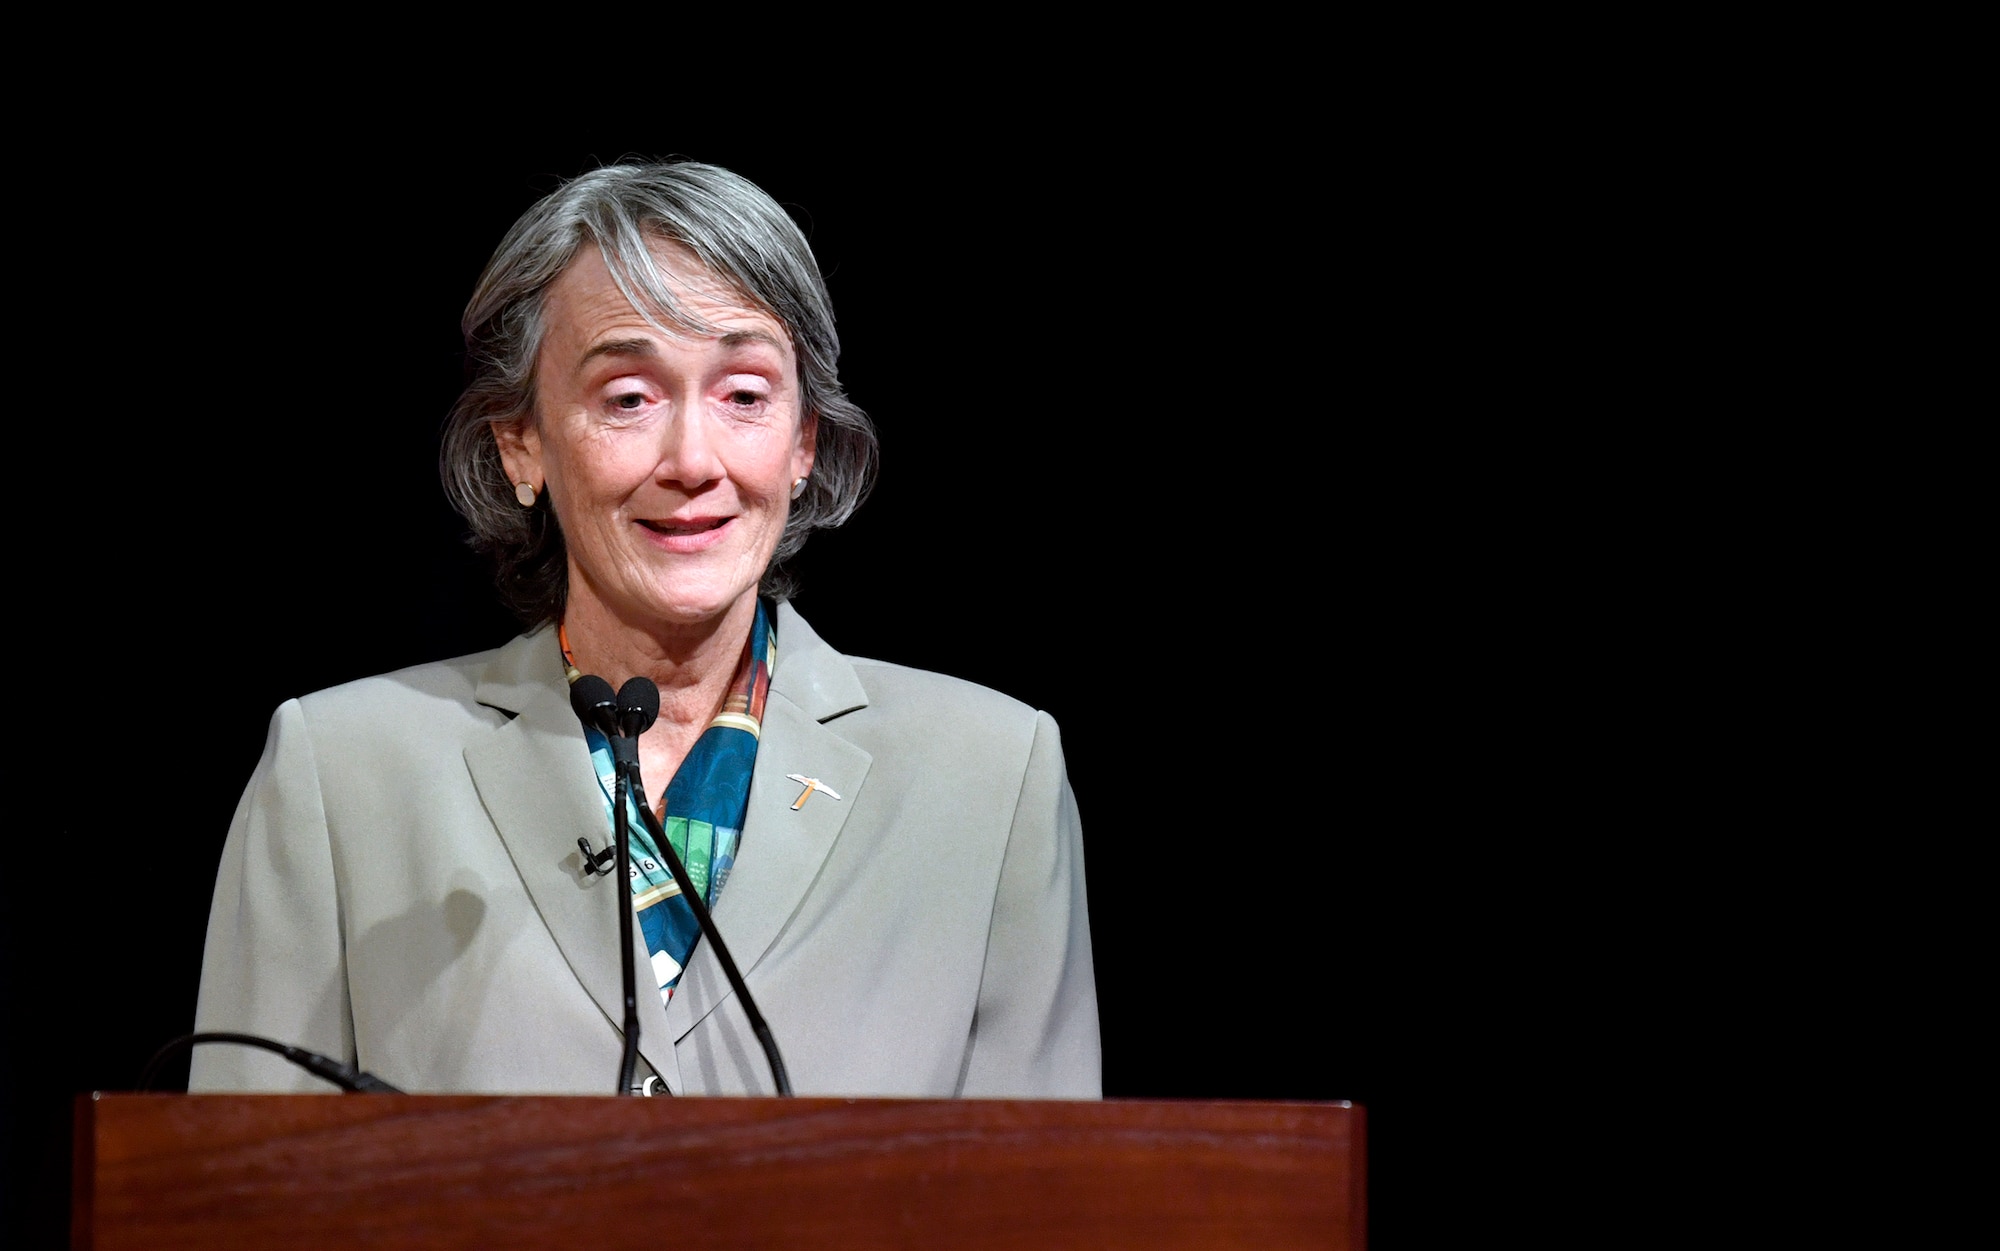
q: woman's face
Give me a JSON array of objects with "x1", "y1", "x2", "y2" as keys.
[{"x1": 497, "y1": 240, "x2": 815, "y2": 642}]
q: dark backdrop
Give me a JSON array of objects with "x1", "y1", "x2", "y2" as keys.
[{"x1": 5, "y1": 133, "x2": 1491, "y2": 1246}]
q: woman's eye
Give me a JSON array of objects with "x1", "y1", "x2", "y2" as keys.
[{"x1": 611, "y1": 393, "x2": 647, "y2": 410}]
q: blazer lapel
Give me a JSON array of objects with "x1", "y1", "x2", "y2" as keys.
[
  {"x1": 664, "y1": 603, "x2": 873, "y2": 1063},
  {"x1": 462, "y1": 628, "x2": 681, "y2": 1092}
]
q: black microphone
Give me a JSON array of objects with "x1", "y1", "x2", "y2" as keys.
[
  {"x1": 571, "y1": 673, "x2": 623, "y2": 878},
  {"x1": 569, "y1": 673, "x2": 619, "y2": 739},
  {"x1": 616, "y1": 676, "x2": 660, "y2": 739}
]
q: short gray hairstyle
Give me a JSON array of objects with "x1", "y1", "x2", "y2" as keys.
[{"x1": 440, "y1": 160, "x2": 878, "y2": 626}]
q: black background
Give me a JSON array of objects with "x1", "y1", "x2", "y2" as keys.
[{"x1": 3, "y1": 127, "x2": 1516, "y2": 1246}]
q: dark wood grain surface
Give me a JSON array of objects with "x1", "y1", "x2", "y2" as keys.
[{"x1": 74, "y1": 1094, "x2": 1362, "y2": 1251}]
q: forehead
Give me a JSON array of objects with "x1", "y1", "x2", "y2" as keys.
[{"x1": 541, "y1": 237, "x2": 792, "y2": 360}]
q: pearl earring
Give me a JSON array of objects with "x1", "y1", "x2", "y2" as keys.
[
  {"x1": 790, "y1": 477, "x2": 807, "y2": 500},
  {"x1": 516, "y1": 482, "x2": 538, "y2": 507}
]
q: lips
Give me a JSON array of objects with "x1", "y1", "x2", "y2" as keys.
[{"x1": 639, "y1": 518, "x2": 729, "y2": 535}]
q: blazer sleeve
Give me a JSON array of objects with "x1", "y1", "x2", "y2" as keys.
[
  {"x1": 189, "y1": 699, "x2": 353, "y2": 1092},
  {"x1": 959, "y1": 710, "x2": 1102, "y2": 1097}
]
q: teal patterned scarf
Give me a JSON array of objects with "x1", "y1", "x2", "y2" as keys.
[{"x1": 570, "y1": 599, "x2": 774, "y2": 1000}]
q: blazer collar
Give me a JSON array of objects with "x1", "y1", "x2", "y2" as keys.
[
  {"x1": 764, "y1": 600, "x2": 870, "y2": 722},
  {"x1": 662, "y1": 601, "x2": 873, "y2": 1088},
  {"x1": 462, "y1": 605, "x2": 874, "y2": 1095},
  {"x1": 463, "y1": 625, "x2": 681, "y2": 1092}
]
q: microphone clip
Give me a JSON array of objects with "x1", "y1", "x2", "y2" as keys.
[{"x1": 577, "y1": 836, "x2": 617, "y2": 876}]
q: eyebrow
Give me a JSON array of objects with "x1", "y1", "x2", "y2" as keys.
[
  {"x1": 575, "y1": 329, "x2": 787, "y2": 375},
  {"x1": 719, "y1": 329, "x2": 786, "y2": 352},
  {"x1": 576, "y1": 338, "x2": 657, "y2": 372}
]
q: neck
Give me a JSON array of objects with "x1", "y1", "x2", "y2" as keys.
[{"x1": 560, "y1": 593, "x2": 759, "y2": 738}]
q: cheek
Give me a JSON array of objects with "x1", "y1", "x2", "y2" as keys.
[{"x1": 548, "y1": 435, "x2": 647, "y2": 501}]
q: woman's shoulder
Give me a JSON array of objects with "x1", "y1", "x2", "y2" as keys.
[
  {"x1": 843, "y1": 654, "x2": 1041, "y2": 726},
  {"x1": 288, "y1": 630, "x2": 547, "y2": 726},
  {"x1": 820, "y1": 654, "x2": 1064, "y2": 804},
  {"x1": 777, "y1": 602, "x2": 1045, "y2": 731}
]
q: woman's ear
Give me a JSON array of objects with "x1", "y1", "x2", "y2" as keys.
[
  {"x1": 793, "y1": 410, "x2": 818, "y2": 482},
  {"x1": 493, "y1": 418, "x2": 543, "y2": 495}
]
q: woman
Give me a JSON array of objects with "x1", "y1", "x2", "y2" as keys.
[{"x1": 190, "y1": 161, "x2": 1100, "y2": 1098}]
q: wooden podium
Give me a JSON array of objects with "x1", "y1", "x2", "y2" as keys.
[{"x1": 72, "y1": 1093, "x2": 1363, "y2": 1250}]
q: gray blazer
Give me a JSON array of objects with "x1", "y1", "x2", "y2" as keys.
[{"x1": 190, "y1": 602, "x2": 1099, "y2": 1097}]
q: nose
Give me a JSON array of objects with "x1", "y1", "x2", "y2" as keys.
[{"x1": 653, "y1": 408, "x2": 723, "y2": 490}]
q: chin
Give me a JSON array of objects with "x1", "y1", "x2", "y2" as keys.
[{"x1": 647, "y1": 588, "x2": 760, "y2": 630}]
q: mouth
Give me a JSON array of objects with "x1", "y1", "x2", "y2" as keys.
[{"x1": 639, "y1": 518, "x2": 730, "y2": 536}]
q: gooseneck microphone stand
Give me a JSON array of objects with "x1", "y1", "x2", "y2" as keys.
[
  {"x1": 570, "y1": 674, "x2": 646, "y2": 1094},
  {"x1": 626, "y1": 792, "x2": 793, "y2": 1097},
  {"x1": 573, "y1": 675, "x2": 792, "y2": 1097},
  {"x1": 608, "y1": 735, "x2": 644, "y2": 1095}
]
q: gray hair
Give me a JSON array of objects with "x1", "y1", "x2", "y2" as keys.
[{"x1": 440, "y1": 160, "x2": 878, "y2": 626}]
